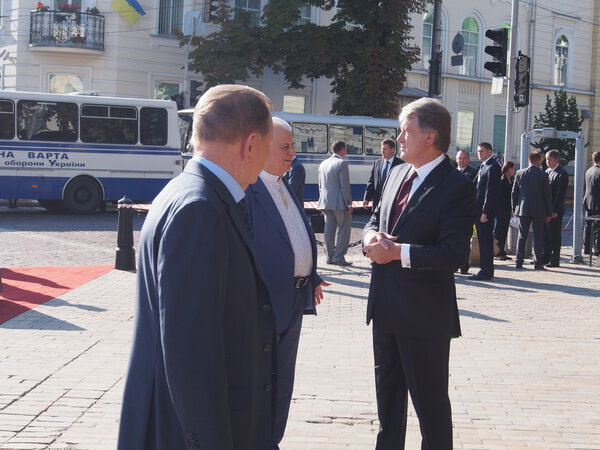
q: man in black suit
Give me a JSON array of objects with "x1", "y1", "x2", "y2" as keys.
[
  {"x1": 363, "y1": 138, "x2": 403, "y2": 210},
  {"x1": 583, "y1": 151, "x2": 600, "y2": 255},
  {"x1": 455, "y1": 149, "x2": 478, "y2": 182},
  {"x1": 285, "y1": 156, "x2": 306, "y2": 205},
  {"x1": 543, "y1": 149, "x2": 569, "y2": 267},
  {"x1": 512, "y1": 151, "x2": 553, "y2": 270},
  {"x1": 118, "y1": 85, "x2": 276, "y2": 450},
  {"x1": 469, "y1": 142, "x2": 501, "y2": 281},
  {"x1": 363, "y1": 98, "x2": 475, "y2": 449}
]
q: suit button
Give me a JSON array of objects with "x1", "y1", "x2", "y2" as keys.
[
  {"x1": 262, "y1": 304, "x2": 271, "y2": 312},
  {"x1": 264, "y1": 384, "x2": 272, "y2": 392},
  {"x1": 263, "y1": 344, "x2": 271, "y2": 352},
  {"x1": 187, "y1": 433, "x2": 194, "y2": 440}
]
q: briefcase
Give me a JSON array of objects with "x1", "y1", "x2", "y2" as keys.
[{"x1": 310, "y1": 213, "x2": 325, "y2": 234}]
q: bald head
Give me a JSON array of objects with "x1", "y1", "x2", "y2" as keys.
[{"x1": 264, "y1": 118, "x2": 296, "y2": 177}]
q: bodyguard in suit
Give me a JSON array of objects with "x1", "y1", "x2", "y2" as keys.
[
  {"x1": 512, "y1": 151, "x2": 553, "y2": 269},
  {"x1": 469, "y1": 142, "x2": 501, "y2": 281},
  {"x1": 363, "y1": 138, "x2": 403, "y2": 210},
  {"x1": 363, "y1": 98, "x2": 476, "y2": 449},
  {"x1": 543, "y1": 149, "x2": 569, "y2": 266},
  {"x1": 317, "y1": 141, "x2": 353, "y2": 265},
  {"x1": 583, "y1": 151, "x2": 600, "y2": 255},
  {"x1": 246, "y1": 117, "x2": 329, "y2": 449},
  {"x1": 455, "y1": 149, "x2": 478, "y2": 182},
  {"x1": 284, "y1": 156, "x2": 306, "y2": 205},
  {"x1": 117, "y1": 85, "x2": 276, "y2": 450}
]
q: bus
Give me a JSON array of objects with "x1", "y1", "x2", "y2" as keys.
[
  {"x1": 178, "y1": 110, "x2": 400, "y2": 202},
  {"x1": 0, "y1": 91, "x2": 184, "y2": 213}
]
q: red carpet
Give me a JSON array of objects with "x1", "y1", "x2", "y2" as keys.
[{"x1": 0, "y1": 265, "x2": 113, "y2": 324}]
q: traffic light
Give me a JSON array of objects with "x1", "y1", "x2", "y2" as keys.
[
  {"x1": 484, "y1": 27, "x2": 508, "y2": 77},
  {"x1": 203, "y1": 0, "x2": 218, "y2": 23},
  {"x1": 514, "y1": 52, "x2": 530, "y2": 108}
]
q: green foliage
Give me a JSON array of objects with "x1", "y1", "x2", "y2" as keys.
[
  {"x1": 182, "y1": 0, "x2": 428, "y2": 118},
  {"x1": 532, "y1": 90, "x2": 583, "y2": 165}
]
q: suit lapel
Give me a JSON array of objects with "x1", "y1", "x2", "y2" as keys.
[
  {"x1": 382, "y1": 164, "x2": 411, "y2": 233},
  {"x1": 250, "y1": 179, "x2": 292, "y2": 251},
  {"x1": 284, "y1": 178, "x2": 318, "y2": 263}
]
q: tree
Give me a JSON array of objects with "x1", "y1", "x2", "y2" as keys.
[
  {"x1": 532, "y1": 89, "x2": 583, "y2": 165},
  {"x1": 181, "y1": 0, "x2": 429, "y2": 118}
]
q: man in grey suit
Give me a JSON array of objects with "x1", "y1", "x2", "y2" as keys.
[
  {"x1": 118, "y1": 85, "x2": 276, "y2": 450},
  {"x1": 317, "y1": 141, "x2": 353, "y2": 265},
  {"x1": 512, "y1": 151, "x2": 553, "y2": 270},
  {"x1": 583, "y1": 151, "x2": 600, "y2": 255}
]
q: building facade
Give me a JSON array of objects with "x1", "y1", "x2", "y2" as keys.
[{"x1": 0, "y1": 0, "x2": 595, "y2": 162}]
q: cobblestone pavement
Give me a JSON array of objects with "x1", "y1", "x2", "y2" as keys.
[{"x1": 0, "y1": 205, "x2": 599, "y2": 449}]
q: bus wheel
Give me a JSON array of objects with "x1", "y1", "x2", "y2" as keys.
[
  {"x1": 37, "y1": 200, "x2": 65, "y2": 212},
  {"x1": 63, "y1": 177, "x2": 102, "y2": 214}
]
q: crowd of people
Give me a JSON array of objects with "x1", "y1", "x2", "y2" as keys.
[{"x1": 116, "y1": 84, "x2": 600, "y2": 450}]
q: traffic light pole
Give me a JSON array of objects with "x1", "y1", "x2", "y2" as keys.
[
  {"x1": 505, "y1": 0, "x2": 519, "y2": 163},
  {"x1": 428, "y1": 0, "x2": 442, "y2": 97}
]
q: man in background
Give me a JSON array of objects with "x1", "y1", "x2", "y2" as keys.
[
  {"x1": 118, "y1": 85, "x2": 275, "y2": 450},
  {"x1": 512, "y1": 151, "x2": 553, "y2": 270},
  {"x1": 246, "y1": 117, "x2": 329, "y2": 449},
  {"x1": 455, "y1": 149, "x2": 478, "y2": 274},
  {"x1": 363, "y1": 138, "x2": 403, "y2": 210},
  {"x1": 285, "y1": 155, "x2": 306, "y2": 205},
  {"x1": 543, "y1": 149, "x2": 569, "y2": 267},
  {"x1": 469, "y1": 142, "x2": 501, "y2": 281},
  {"x1": 317, "y1": 141, "x2": 353, "y2": 265},
  {"x1": 583, "y1": 151, "x2": 600, "y2": 255}
]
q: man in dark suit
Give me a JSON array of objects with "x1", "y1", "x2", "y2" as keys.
[
  {"x1": 543, "y1": 149, "x2": 569, "y2": 267},
  {"x1": 285, "y1": 156, "x2": 306, "y2": 205},
  {"x1": 512, "y1": 151, "x2": 553, "y2": 269},
  {"x1": 117, "y1": 85, "x2": 276, "y2": 450},
  {"x1": 584, "y1": 151, "x2": 600, "y2": 255},
  {"x1": 363, "y1": 98, "x2": 475, "y2": 449},
  {"x1": 469, "y1": 142, "x2": 501, "y2": 281},
  {"x1": 246, "y1": 117, "x2": 329, "y2": 449},
  {"x1": 455, "y1": 149, "x2": 478, "y2": 182},
  {"x1": 363, "y1": 138, "x2": 403, "y2": 210}
]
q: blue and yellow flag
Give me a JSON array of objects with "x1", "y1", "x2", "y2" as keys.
[{"x1": 111, "y1": 0, "x2": 146, "y2": 24}]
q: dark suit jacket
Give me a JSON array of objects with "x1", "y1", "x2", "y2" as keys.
[
  {"x1": 363, "y1": 156, "x2": 403, "y2": 208},
  {"x1": 284, "y1": 158, "x2": 306, "y2": 206},
  {"x1": 583, "y1": 164, "x2": 600, "y2": 213},
  {"x1": 547, "y1": 165, "x2": 569, "y2": 216},
  {"x1": 458, "y1": 164, "x2": 478, "y2": 182},
  {"x1": 474, "y1": 157, "x2": 501, "y2": 218},
  {"x1": 363, "y1": 156, "x2": 476, "y2": 338},
  {"x1": 512, "y1": 165, "x2": 552, "y2": 218},
  {"x1": 118, "y1": 160, "x2": 275, "y2": 450},
  {"x1": 246, "y1": 177, "x2": 322, "y2": 334}
]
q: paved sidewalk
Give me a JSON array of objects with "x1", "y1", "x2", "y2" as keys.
[{"x1": 1, "y1": 246, "x2": 599, "y2": 449}]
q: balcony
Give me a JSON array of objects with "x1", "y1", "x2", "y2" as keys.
[{"x1": 30, "y1": 10, "x2": 105, "y2": 52}]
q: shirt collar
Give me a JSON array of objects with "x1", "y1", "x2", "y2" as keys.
[
  {"x1": 193, "y1": 155, "x2": 245, "y2": 203},
  {"x1": 412, "y1": 153, "x2": 446, "y2": 180},
  {"x1": 259, "y1": 171, "x2": 282, "y2": 184},
  {"x1": 482, "y1": 156, "x2": 493, "y2": 165}
]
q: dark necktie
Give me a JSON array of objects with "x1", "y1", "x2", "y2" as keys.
[
  {"x1": 238, "y1": 197, "x2": 252, "y2": 234},
  {"x1": 381, "y1": 161, "x2": 390, "y2": 184},
  {"x1": 390, "y1": 170, "x2": 418, "y2": 227}
]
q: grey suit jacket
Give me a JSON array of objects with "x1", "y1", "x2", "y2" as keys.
[
  {"x1": 317, "y1": 153, "x2": 352, "y2": 210},
  {"x1": 118, "y1": 160, "x2": 275, "y2": 450},
  {"x1": 584, "y1": 164, "x2": 600, "y2": 213},
  {"x1": 512, "y1": 165, "x2": 552, "y2": 218}
]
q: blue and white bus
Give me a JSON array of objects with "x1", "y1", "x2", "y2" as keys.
[
  {"x1": 178, "y1": 109, "x2": 400, "y2": 202},
  {"x1": 0, "y1": 91, "x2": 183, "y2": 213}
]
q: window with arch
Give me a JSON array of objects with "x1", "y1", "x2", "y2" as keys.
[
  {"x1": 554, "y1": 34, "x2": 569, "y2": 86},
  {"x1": 422, "y1": 11, "x2": 433, "y2": 69},
  {"x1": 461, "y1": 17, "x2": 479, "y2": 77}
]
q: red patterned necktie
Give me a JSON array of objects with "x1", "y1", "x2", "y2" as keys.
[{"x1": 390, "y1": 170, "x2": 418, "y2": 226}]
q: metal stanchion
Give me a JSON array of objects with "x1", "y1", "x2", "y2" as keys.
[{"x1": 115, "y1": 195, "x2": 136, "y2": 271}]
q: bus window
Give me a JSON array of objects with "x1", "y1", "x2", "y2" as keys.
[
  {"x1": 330, "y1": 125, "x2": 362, "y2": 155},
  {"x1": 364, "y1": 126, "x2": 397, "y2": 156},
  {"x1": 0, "y1": 100, "x2": 15, "y2": 140},
  {"x1": 17, "y1": 100, "x2": 77, "y2": 142},
  {"x1": 140, "y1": 107, "x2": 168, "y2": 146},
  {"x1": 81, "y1": 104, "x2": 138, "y2": 144},
  {"x1": 291, "y1": 122, "x2": 327, "y2": 153},
  {"x1": 178, "y1": 113, "x2": 193, "y2": 153}
]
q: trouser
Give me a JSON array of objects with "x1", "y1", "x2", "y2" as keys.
[
  {"x1": 372, "y1": 326, "x2": 452, "y2": 450},
  {"x1": 271, "y1": 294, "x2": 304, "y2": 449},
  {"x1": 516, "y1": 215, "x2": 545, "y2": 265},
  {"x1": 475, "y1": 219, "x2": 494, "y2": 277},
  {"x1": 543, "y1": 214, "x2": 563, "y2": 264},
  {"x1": 494, "y1": 212, "x2": 511, "y2": 256},
  {"x1": 583, "y1": 212, "x2": 600, "y2": 255},
  {"x1": 322, "y1": 209, "x2": 351, "y2": 263}
]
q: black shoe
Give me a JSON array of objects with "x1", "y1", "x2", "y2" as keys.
[
  {"x1": 334, "y1": 259, "x2": 353, "y2": 266},
  {"x1": 545, "y1": 262, "x2": 560, "y2": 268},
  {"x1": 460, "y1": 269, "x2": 469, "y2": 275},
  {"x1": 515, "y1": 263, "x2": 524, "y2": 269},
  {"x1": 534, "y1": 265, "x2": 546, "y2": 270},
  {"x1": 468, "y1": 273, "x2": 493, "y2": 281},
  {"x1": 495, "y1": 255, "x2": 510, "y2": 261}
]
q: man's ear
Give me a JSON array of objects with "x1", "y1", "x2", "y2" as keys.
[
  {"x1": 425, "y1": 130, "x2": 437, "y2": 147},
  {"x1": 241, "y1": 132, "x2": 257, "y2": 162}
]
